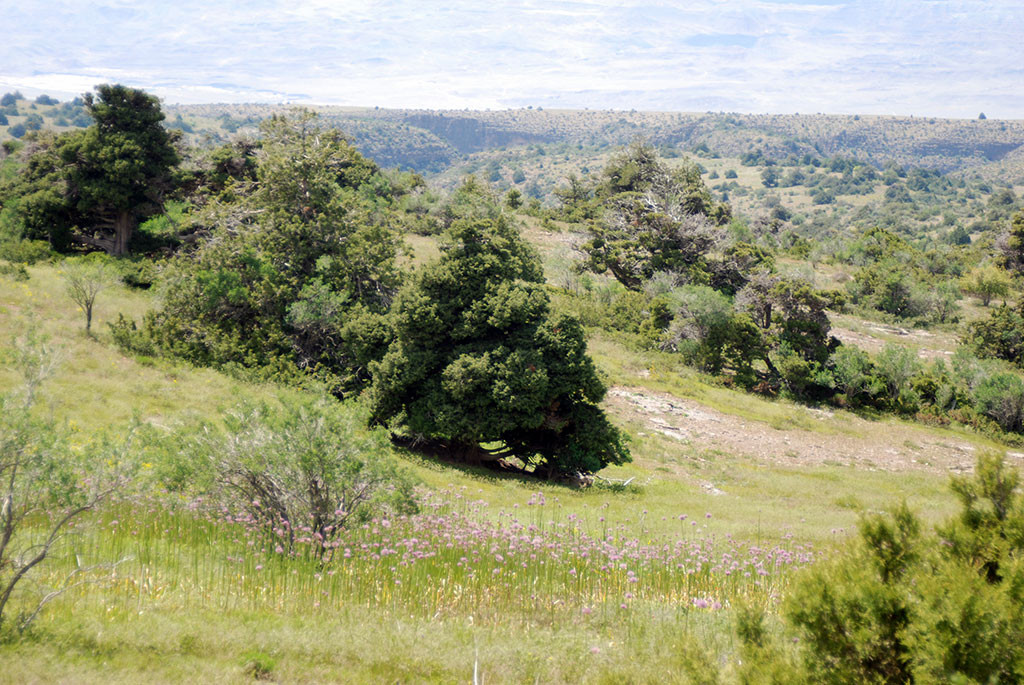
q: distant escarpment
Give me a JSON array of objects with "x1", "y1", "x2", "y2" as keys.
[{"x1": 161, "y1": 103, "x2": 1024, "y2": 177}]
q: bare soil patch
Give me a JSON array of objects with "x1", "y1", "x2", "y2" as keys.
[
  {"x1": 607, "y1": 386, "x2": 1005, "y2": 475},
  {"x1": 830, "y1": 321, "x2": 955, "y2": 360}
]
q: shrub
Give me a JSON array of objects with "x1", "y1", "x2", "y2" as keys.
[
  {"x1": 973, "y1": 372, "x2": 1024, "y2": 432},
  {"x1": 775, "y1": 452, "x2": 1024, "y2": 683},
  {"x1": 663, "y1": 285, "x2": 761, "y2": 382},
  {"x1": 0, "y1": 262, "x2": 28, "y2": 281},
  {"x1": 240, "y1": 650, "x2": 277, "y2": 680},
  {"x1": 830, "y1": 345, "x2": 884, "y2": 407},
  {"x1": 967, "y1": 304, "x2": 1024, "y2": 365},
  {"x1": 110, "y1": 257, "x2": 158, "y2": 289},
  {"x1": 874, "y1": 343, "x2": 923, "y2": 402},
  {"x1": 0, "y1": 240, "x2": 52, "y2": 265},
  {"x1": 107, "y1": 312, "x2": 158, "y2": 357},
  {"x1": 148, "y1": 111, "x2": 400, "y2": 394},
  {"x1": 962, "y1": 265, "x2": 1011, "y2": 306},
  {"x1": 187, "y1": 396, "x2": 417, "y2": 560}
]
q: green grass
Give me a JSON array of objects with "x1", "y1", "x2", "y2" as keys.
[
  {"x1": 0, "y1": 260, "x2": 1002, "y2": 680},
  {"x1": 3, "y1": 602, "x2": 745, "y2": 683},
  {"x1": 0, "y1": 263, "x2": 293, "y2": 433},
  {"x1": 2, "y1": 486, "x2": 795, "y2": 683}
]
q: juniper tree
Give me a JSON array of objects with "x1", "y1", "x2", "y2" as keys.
[
  {"x1": 370, "y1": 215, "x2": 629, "y2": 478},
  {"x1": 4, "y1": 84, "x2": 179, "y2": 255}
]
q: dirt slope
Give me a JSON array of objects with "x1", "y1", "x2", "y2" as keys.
[{"x1": 607, "y1": 386, "x2": 1021, "y2": 475}]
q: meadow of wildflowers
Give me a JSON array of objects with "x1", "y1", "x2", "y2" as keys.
[{"x1": 47, "y1": 486, "x2": 814, "y2": 630}]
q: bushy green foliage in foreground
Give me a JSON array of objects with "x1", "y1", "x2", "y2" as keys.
[
  {"x1": 166, "y1": 395, "x2": 418, "y2": 559},
  {"x1": 739, "y1": 452, "x2": 1024, "y2": 683}
]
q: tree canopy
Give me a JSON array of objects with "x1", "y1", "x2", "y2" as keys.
[
  {"x1": 139, "y1": 110, "x2": 402, "y2": 394},
  {"x1": 2, "y1": 84, "x2": 179, "y2": 255},
  {"x1": 574, "y1": 142, "x2": 732, "y2": 290},
  {"x1": 369, "y1": 212, "x2": 630, "y2": 478}
]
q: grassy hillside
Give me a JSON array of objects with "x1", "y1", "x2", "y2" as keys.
[
  {"x1": 2, "y1": 238, "x2": 1004, "y2": 680},
  {"x1": 3, "y1": 91, "x2": 1023, "y2": 680}
]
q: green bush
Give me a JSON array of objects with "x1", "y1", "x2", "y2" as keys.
[
  {"x1": 0, "y1": 261, "x2": 29, "y2": 281},
  {"x1": 147, "y1": 111, "x2": 401, "y2": 394},
  {"x1": 966, "y1": 304, "x2": 1024, "y2": 366},
  {"x1": 370, "y1": 216, "x2": 630, "y2": 478},
  {"x1": 173, "y1": 395, "x2": 417, "y2": 559},
  {"x1": 240, "y1": 650, "x2": 276, "y2": 680},
  {"x1": 765, "y1": 452, "x2": 1024, "y2": 683},
  {"x1": 663, "y1": 285, "x2": 761, "y2": 383},
  {"x1": 973, "y1": 372, "x2": 1024, "y2": 432},
  {"x1": 110, "y1": 257, "x2": 158, "y2": 289},
  {"x1": 107, "y1": 313, "x2": 158, "y2": 357},
  {"x1": 0, "y1": 239, "x2": 52, "y2": 265},
  {"x1": 874, "y1": 343, "x2": 923, "y2": 403},
  {"x1": 830, "y1": 345, "x2": 884, "y2": 408}
]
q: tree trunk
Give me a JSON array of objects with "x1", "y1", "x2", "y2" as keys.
[
  {"x1": 72, "y1": 232, "x2": 116, "y2": 254},
  {"x1": 112, "y1": 210, "x2": 134, "y2": 256}
]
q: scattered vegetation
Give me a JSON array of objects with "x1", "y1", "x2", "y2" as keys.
[
  {"x1": 0, "y1": 328, "x2": 132, "y2": 635},
  {"x1": 3, "y1": 84, "x2": 1024, "y2": 680}
]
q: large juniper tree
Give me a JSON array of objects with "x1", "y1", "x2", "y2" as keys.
[
  {"x1": 144, "y1": 110, "x2": 401, "y2": 393},
  {"x1": 73, "y1": 84, "x2": 180, "y2": 255},
  {"x1": 4, "y1": 84, "x2": 179, "y2": 255},
  {"x1": 369, "y1": 214, "x2": 629, "y2": 478},
  {"x1": 577, "y1": 141, "x2": 732, "y2": 290}
]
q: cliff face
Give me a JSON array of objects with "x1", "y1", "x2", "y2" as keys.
[
  {"x1": 160, "y1": 103, "x2": 1024, "y2": 178},
  {"x1": 401, "y1": 113, "x2": 554, "y2": 154}
]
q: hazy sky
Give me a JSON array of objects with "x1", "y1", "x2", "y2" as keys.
[{"x1": 2, "y1": 1, "x2": 1022, "y2": 118}]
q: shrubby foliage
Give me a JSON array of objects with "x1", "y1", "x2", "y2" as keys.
[
  {"x1": 570, "y1": 142, "x2": 732, "y2": 290},
  {"x1": 999, "y1": 210, "x2": 1024, "y2": 273},
  {"x1": 747, "y1": 452, "x2": 1024, "y2": 683},
  {"x1": 967, "y1": 303, "x2": 1024, "y2": 367},
  {"x1": 175, "y1": 396, "x2": 417, "y2": 560},
  {"x1": 370, "y1": 209, "x2": 630, "y2": 478},
  {"x1": 962, "y1": 264, "x2": 1011, "y2": 307},
  {"x1": 842, "y1": 226, "x2": 965, "y2": 323},
  {"x1": 973, "y1": 372, "x2": 1024, "y2": 432},
  {"x1": 135, "y1": 111, "x2": 403, "y2": 394},
  {"x1": 661, "y1": 285, "x2": 761, "y2": 382},
  {"x1": 546, "y1": 150, "x2": 1024, "y2": 432}
]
